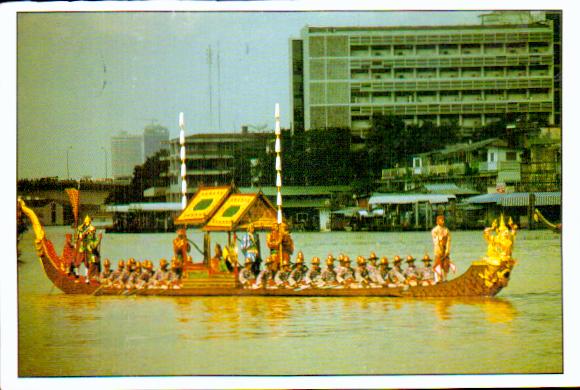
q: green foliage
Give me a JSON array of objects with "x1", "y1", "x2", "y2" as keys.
[
  {"x1": 304, "y1": 128, "x2": 352, "y2": 185},
  {"x1": 367, "y1": 114, "x2": 459, "y2": 170},
  {"x1": 249, "y1": 117, "x2": 462, "y2": 194}
]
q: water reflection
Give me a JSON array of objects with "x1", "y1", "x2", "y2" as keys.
[{"x1": 429, "y1": 297, "x2": 517, "y2": 324}]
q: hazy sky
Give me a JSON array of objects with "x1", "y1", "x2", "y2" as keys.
[{"x1": 16, "y1": 9, "x2": 485, "y2": 180}]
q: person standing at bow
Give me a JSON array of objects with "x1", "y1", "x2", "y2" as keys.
[{"x1": 431, "y1": 215, "x2": 454, "y2": 283}]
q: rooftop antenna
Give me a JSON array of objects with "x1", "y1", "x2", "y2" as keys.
[
  {"x1": 207, "y1": 45, "x2": 213, "y2": 131},
  {"x1": 217, "y1": 41, "x2": 222, "y2": 131}
]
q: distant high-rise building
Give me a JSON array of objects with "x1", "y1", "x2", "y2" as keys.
[
  {"x1": 111, "y1": 132, "x2": 143, "y2": 179},
  {"x1": 290, "y1": 11, "x2": 560, "y2": 138},
  {"x1": 143, "y1": 124, "x2": 169, "y2": 159}
]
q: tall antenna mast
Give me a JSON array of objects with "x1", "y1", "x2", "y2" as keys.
[
  {"x1": 217, "y1": 41, "x2": 222, "y2": 131},
  {"x1": 207, "y1": 45, "x2": 213, "y2": 131},
  {"x1": 179, "y1": 112, "x2": 187, "y2": 210}
]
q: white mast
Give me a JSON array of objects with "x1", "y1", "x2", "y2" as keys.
[
  {"x1": 179, "y1": 112, "x2": 187, "y2": 210},
  {"x1": 274, "y1": 103, "x2": 284, "y2": 267},
  {"x1": 274, "y1": 103, "x2": 282, "y2": 225}
]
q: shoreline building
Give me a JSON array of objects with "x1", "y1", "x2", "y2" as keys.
[
  {"x1": 111, "y1": 131, "x2": 143, "y2": 179},
  {"x1": 163, "y1": 130, "x2": 272, "y2": 203},
  {"x1": 290, "y1": 11, "x2": 561, "y2": 138}
]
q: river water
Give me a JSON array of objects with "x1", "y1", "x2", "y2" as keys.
[{"x1": 16, "y1": 226, "x2": 562, "y2": 377}]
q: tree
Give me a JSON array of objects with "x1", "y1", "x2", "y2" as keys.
[
  {"x1": 304, "y1": 128, "x2": 352, "y2": 185},
  {"x1": 367, "y1": 115, "x2": 460, "y2": 172},
  {"x1": 367, "y1": 114, "x2": 406, "y2": 170}
]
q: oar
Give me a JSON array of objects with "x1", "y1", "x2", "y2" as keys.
[{"x1": 91, "y1": 284, "x2": 105, "y2": 296}]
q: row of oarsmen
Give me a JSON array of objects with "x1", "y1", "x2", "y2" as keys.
[
  {"x1": 240, "y1": 251, "x2": 436, "y2": 289},
  {"x1": 97, "y1": 257, "x2": 182, "y2": 289}
]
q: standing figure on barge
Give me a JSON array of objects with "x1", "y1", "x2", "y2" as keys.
[{"x1": 431, "y1": 215, "x2": 455, "y2": 282}]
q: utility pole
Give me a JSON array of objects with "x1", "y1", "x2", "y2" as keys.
[
  {"x1": 66, "y1": 146, "x2": 72, "y2": 180},
  {"x1": 101, "y1": 146, "x2": 108, "y2": 178}
]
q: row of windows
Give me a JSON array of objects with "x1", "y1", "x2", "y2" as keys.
[
  {"x1": 347, "y1": 54, "x2": 553, "y2": 68},
  {"x1": 347, "y1": 31, "x2": 552, "y2": 45},
  {"x1": 348, "y1": 78, "x2": 553, "y2": 92},
  {"x1": 343, "y1": 101, "x2": 553, "y2": 115}
]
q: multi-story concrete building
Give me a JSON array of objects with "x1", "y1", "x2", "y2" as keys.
[
  {"x1": 143, "y1": 124, "x2": 169, "y2": 159},
  {"x1": 290, "y1": 11, "x2": 560, "y2": 137},
  {"x1": 163, "y1": 130, "x2": 271, "y2": 203},
  {"x1": 111, "y1": 131, "x2": 143, "y2": 179}
]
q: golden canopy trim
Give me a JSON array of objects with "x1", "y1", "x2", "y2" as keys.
[
  {"x1": 174, "y1": 186, "x2": 233, "y2": 225},
  {"x1": 203, "y1": 192, "x2": 280, "y2": 232}
]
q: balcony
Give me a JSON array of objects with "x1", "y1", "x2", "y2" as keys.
[
  {"x1": 350, "y1": 101, "x2": 553, "y2": 116},
  {"x1": 382, "y1": 163, "x2": 466, "y2": 180},
  {"x1": 349, "y1": 53, "x2": 553, "y2": 69}
]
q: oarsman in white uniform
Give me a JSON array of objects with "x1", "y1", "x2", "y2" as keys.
[
  {"x1": 336, "y1": 256, "x2": 355, "y2": 286},
  {"x1": 288, "y1": 256, "x2": 307, "y2": 287},
  {"x1": 238, "y1": 258, "x2": 256, "y2": 288},
  {"x1": 292, "y1": 251, "x2": 308, "y2": 271},
  {"x1": 366, "y1": 251, "x2": 382, "y2": 284},
  {"x1": 167, "y1": 259, "x2": 182, "y2": 288},
  {"x1": 335, "y1": 253, "x2": 346, "y2": 276},
  {"x1": 149, "y1": 258, "x2": 171, "y2": 289},
  {"x1": 418, "y1": 255, "x2": 436, "y2": 286},
  {"x1": 387, "y1": 255, "x2": 406, "y2": 287},
  {"x1": 354, "y1": 256, "x2": 373, "y2": 287},
  {"x1": 127, "y1": 261, "x2": 143, "y2": 289},
  {"x1": 304, "y1": 257, "x2": 322, "y2": 287},
  {"x1": 98, "y1": 259, "x2": 113, "y2": 286},
  {"x1": 274, "y1": 260, "x2": 292, "y2": 288},
  {"x1": 403, "y1": 255, "x2": 419, "y2": 287},
  {"x1": 377, "y1": 257, "x2": 390, "y2": 285},
  {"x1": 119, "y1": 258, "x2": 136, "y2": 288},
  {"x1": 320, "y1": 256, "x2": 338, "y2": 286},
  {"x1": 109, "y1": 260, "x2": 125, "y2": 285},
  {"x1": 135, "y1": 260, "x2": 154, "y2": 289},
  {"x1": 255, "y1": 257, "x2": 276, "y2": 288}
]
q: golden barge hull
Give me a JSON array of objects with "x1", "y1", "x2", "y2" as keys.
[
  {"x1": 34, "y1": 236, "x2": 512, "y2": 298},
  {"x1": 20, "y1": 199, "x2": 514, "y2": 299}
]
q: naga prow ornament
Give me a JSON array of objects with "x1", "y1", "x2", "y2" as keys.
[{"x1": 476, "y1": 215, "x2": 518, "y2": 289}]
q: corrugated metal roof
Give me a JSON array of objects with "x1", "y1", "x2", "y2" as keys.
[
  {"x1": 464, "y1": 192, "x2": 561, "y2": 207},
  {"x1": 369, "y1": 193, "x2": 455, "y2": 205},
  {"x1": 500, "y1": 192, "x2": 561, "y2": 207},
  {"x1": 423, "y1": 183, "x2": 478, "y2": 195},
  {"x1": 105, "y1": 202, "x2": 182, "y2": 213},
  {"x1": 535, "y1": 192, "x2": 561, "y2": 206},
  {"x1": 464, "y1": 193, "x2": 503, "y2": 204},
  {"x1": 239, "y1": 186, "x2": 351, "y2": 197}
]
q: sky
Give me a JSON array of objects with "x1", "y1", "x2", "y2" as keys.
[{"x1": 14, "y1": 7, "x2": 488, "y2": 180}]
